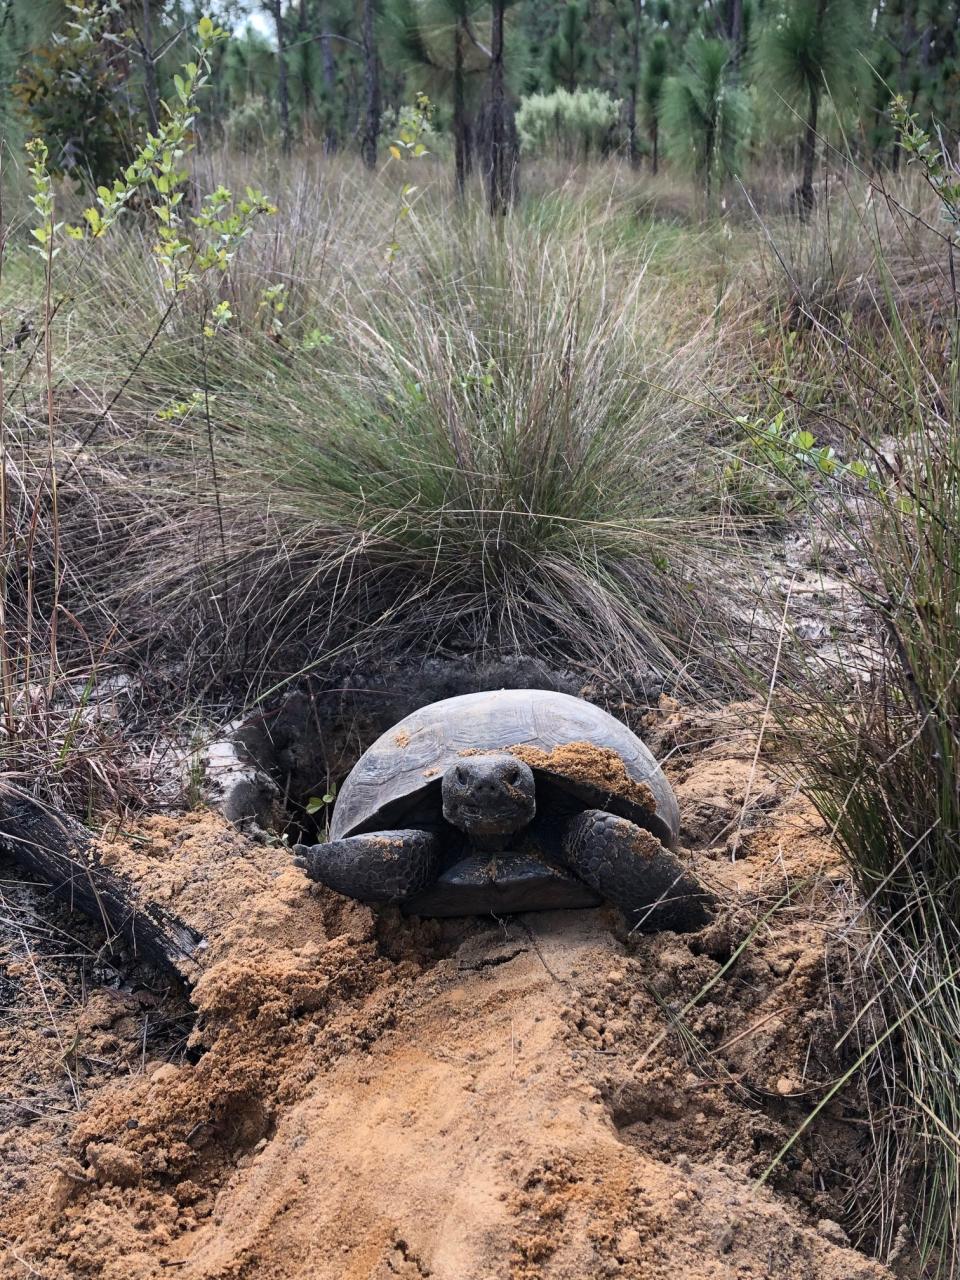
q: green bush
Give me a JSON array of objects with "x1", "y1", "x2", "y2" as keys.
[
  {"x1": 225, "y1": 96, "x2": 278, "y2": 151},
  {"x1": 516, "y1": 88, "x2": 621, "y2": 162},
  {"x1": 12, "y1": 0, "x2": 140, "y2": 185}
]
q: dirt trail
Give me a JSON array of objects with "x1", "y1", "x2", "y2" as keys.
[
  {"x1": 163, "y1": 912, "x2": 887, "y2": 1280},
  {"x1": 1, "y1": 703, "x2": 895, "y2": 1279}
]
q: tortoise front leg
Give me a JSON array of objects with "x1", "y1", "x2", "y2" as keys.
[
  {"x1": 294, "y1": 830, "x2": 442, "y2": 903},
  {"x1": 562, "y1": 810, "x2": 713, "y2": 933}
]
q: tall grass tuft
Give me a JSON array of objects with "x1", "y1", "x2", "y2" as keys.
[
  {"x1": 792, "y1": 426, "x2": 960, "y2": 1269},
  {"x1": 65, "y1": 190, "x2": 743, "y2": 698},
  {"x1": 754, "y1": 142, "x2": 960, "y2": 1271}
]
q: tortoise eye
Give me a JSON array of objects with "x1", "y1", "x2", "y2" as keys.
[
  {"x1": 506, "y1": 767, "x2": 521, "y2": 784},
  {"x1": 455, "y1": 766, "x2": 467, "y2": 785}
]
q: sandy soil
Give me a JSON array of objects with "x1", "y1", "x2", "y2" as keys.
[{"x1": 0, "y1": 702, "x2": 898, "y2": 1279}]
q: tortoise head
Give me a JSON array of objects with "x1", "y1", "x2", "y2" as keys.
[{"x1": 441, "y1": 753, "x2": 536, "y2": 838}]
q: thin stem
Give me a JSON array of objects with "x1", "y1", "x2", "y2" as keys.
[
  {"x1": 77, "y1": 295, "x2": 177, "y2": 450},
  {"x1": 0, "y1": 160, "x2": 12, "y2": 734},
  {"x1": 200, "y1": 312, "x2": 226, "y2": 555},
  {"x1": 44, "y1": 200, "x2": 59, "y2": 703}
]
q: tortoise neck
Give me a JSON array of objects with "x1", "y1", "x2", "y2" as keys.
[{"x1": 468, "y1": 831, "x2": 511, "y2": 854}]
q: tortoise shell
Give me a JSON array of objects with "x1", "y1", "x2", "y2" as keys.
[{"x1": 330, "y1": 689, "x2": 680, "y2": 848}]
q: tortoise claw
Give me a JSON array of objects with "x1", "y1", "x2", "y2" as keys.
[
  {"x1": 293, "y1": 830, "x2": 441, "y2": 903},
  {"x1": 291, "y1": 844, "x2": 319, "y2": 880},
  {"x1": 562, "y1": 810, "x2": 714, "y2": 933}
]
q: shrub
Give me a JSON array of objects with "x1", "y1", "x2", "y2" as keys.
[
  {"x1": 516, "y1": 88, "x2": 621, "y2": 163},
  {"x1": 12, "y1": 0, "x2": 140, "y2": 184},
  {"x1": 225, "y1": 97, "x2": 278, "y2": 151}
]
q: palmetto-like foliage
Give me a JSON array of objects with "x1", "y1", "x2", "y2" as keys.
[
  {"x1": 221, "y1": 29, "x2": 277, "y2": 109},
  {"x1": 662, "y1": 33, "x2": 747, "y2": 203},
  {"x1": 385, "y1": 0, "x2": 489, "y2": 192},
  {"x1": 544, "y1": 0, "x2": 590, "y2": 93},
  {"x1": 754, "y1": 0, "x2": 866, "y2": 210},
  {"x1": 641, "y1": 31, "x2": 668, "y2": 173}
]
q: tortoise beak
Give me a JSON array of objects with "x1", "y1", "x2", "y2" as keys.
[{"x1": 441, "y1": 754, "x2": 536, "y2": 836}]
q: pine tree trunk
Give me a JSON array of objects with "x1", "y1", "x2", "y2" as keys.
[
  {"x1": 799, "y1": 85, "x2": 818, "y2": 213},
  {"x1": 464, "y1": 118, "x2": 474, "y2": 176},
  {"x1": 361, "y1": 0, "x2": 381, "y2": 170},
  {"x1": 487, "y1": 0, "x2": 507, "y2": 216},
  {"x1": 321, "y1": 28, "x2": 338, "y2": 152},
  {"x1": 298, "y1": 0, "x2": 311, "y2": 125},
  {"x1": 704, "y1": 122, "x2": 714, "y2": 207},
  {"x1": 627, "y1": 87, "x2": 638, "y2": 169},
  {"x1": 272, "y1": 0, "x2": 291, "y2": 153},
  {"x1": 798, "y1": 0, "x2": 828, "y2": 206},
  {"x1": 454, "y1": 19, "x2": 467, "y2": 195},
  {"x1": 628, "y1": 1, "x2": 641, "y2": 169},
  {"x1": 728, "y1": 0, "x2": 743, "y2": 68},
  {"x1": 919, "y1": 22, "x2": 932, "y2": 69}
]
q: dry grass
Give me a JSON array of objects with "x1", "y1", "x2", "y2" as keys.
[{"x1": 745, "y1": 162, "x2": 960, "y2": 1273}]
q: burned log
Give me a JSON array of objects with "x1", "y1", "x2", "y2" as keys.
[{"x1": 0, "y1": 784, "x2": 205, "y2": 981}]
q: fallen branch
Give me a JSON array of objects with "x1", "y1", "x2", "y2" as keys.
[{"x1": 0, "y1": 784, "x2": 205, "y2": 981}]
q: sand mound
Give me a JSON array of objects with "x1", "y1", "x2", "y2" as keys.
[{"x1": 0, "y1": 704, "x2": 895, "y2": 1279}]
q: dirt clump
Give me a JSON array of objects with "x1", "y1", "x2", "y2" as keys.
[
  {"x1": 0, "y1": 709, "x2": 897, "y2": 1279},
  {"x1": 627, "y1": 825, "x2": 662, "y2": 859},
  {"x1": 464, "y1": 740, "x2": 657, "y2": 813}
]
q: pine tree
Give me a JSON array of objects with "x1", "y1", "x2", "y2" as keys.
[
  {"x1": 265, "y1": 0, "x2": 292, "y2": 151},
  {"x1": 361, "y1": 0, "x2": 381, "y2": 166},
  {"x1": 545, "y1": 0, "x2": 590, "y2": 92},
  {"x1": 611, "y1": 0, "x2": 645, "y2": 168},
  {"x1": 641, "y1": 31, "x2": 668, "y2": 173},
  {"x1": 754, "y1": 0, "x2": 865, "y2": 213},
  {"x1": 484, "y1": 0, "x2": 519, "y2": 214},
  {"x1": 385, "y1": 0, "x2": 488, "y2": 194},
  {"x1": 662, "y1": 32, "x2": 747, "y2": 203}
]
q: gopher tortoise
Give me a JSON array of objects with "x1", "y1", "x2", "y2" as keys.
[{"x1": 294, "y1": 689, "x2": 713, "y2": 931}]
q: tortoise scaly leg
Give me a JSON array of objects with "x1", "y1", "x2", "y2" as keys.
[
  {"x1": 562, "y1": 810, "x2": 713, "y2": 932},
  {"x1": 294, "y1": 830, "x2": 442, "y2": 903}
]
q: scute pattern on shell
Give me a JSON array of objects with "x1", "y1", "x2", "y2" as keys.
[{"x1": 330, "y1": 690, "x2": 680, "y2": 846}]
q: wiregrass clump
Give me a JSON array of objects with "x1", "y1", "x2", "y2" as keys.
[
  {"x1": 68, "y1": 191, "x2": 741, "y2": 697},
  {"x1": 755, "y1": 154, "x2": 960, "y2": 1271},
  {"x1": 782, "y1": 424, "x2": 960, "y2": 1272}
]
